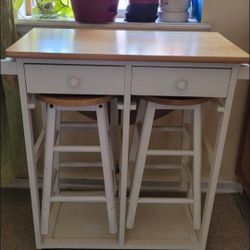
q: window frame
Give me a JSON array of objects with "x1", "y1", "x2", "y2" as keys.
[
  {"x1": 18, "y1": 0, "x2": 129, "y2": 19},
  {"x1": 16, "y1": 0, "x2": 203, "y2": 25}
]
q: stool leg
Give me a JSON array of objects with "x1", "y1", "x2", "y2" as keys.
[
  {"x1": 40, "y1": 101, "x2": 47, "y2": 127},
  {"x1": 53, "y1": 110, "x2": 61, "y2": 194},
  {"x1": 41, "y1": 104, "x2": 56, "y2": 235},
  {"x1": 110, "y1": 97, "x2": 119, "y2": 170},
  {"x1": 96, "y1": 103, "x2": 117, "y2": 234},
  {"x1": 126, "y1": 102, "x2": 156, "y2": 229},
  {"x1": 128, "y1": 99, "x2": 146, "y2": 188},
  {"x1": 103, "y1": 101, "x2": 118, "y2": 193},
  {"x1": 193, "y1": 105, "x2": 202, "y2": 229},
  {"x1": 181, "y1": 110, "x2": 192, "y2": 190}
]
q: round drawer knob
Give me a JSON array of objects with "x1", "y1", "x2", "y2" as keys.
[
  {"x1": 69, "y1": 77, "x2": 80, "y2": 87},
  {"x1": 176, "y1": 79, "x2": 188, "y2": 90}
]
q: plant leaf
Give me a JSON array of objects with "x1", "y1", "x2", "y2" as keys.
[{"x1": 12, "y1": 0, "x2": 24, "y2": 11}]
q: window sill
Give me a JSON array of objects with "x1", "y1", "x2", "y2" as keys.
[{"x1": 16, "y1": 18, "x2": 211, "y2": 34}]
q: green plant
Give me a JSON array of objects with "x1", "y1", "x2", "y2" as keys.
[
  {"x1": 12, "y1": 0, "x2": 73, "y2": 19},
  {"x1": 12, "y1": 0, "x2": 24, "y2": 12},
  {"x1": 32, "y1": 0, "x2": 73, "y2": 18}
]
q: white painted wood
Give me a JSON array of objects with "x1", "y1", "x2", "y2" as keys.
[
  {"x1": 127, "y1": 99, "x2": 203, "y2": 232},
  {"x1": 145, "y1": 164, "x2": 182, "y2": 170},
  {"x1": 59, "y1": 162, "x2": 102, "y2": 168},
  {"x1": 183, "y1": 163, "x2": 193, "y2": 196},
  {"x1": 13, "y1": 54, "x2": 243, "y2": 249},
  {"x1": 0, "y1": 58, "x2": 17, "y2": 75},
  {"x1": 61, "y1": 122, "x2": 97, "y2": 128},
  {"x1": 138, "y1": 198, "x2": 194, "y2": 204},
  {"x1": 19, "y1": 58, "x2": 237, "y2": 68},
  {"x1": 24, "y1": 64, "x2": 125, "y2": 95},
  {"x1": 40, "y1": 101, "x2": 47, "y2": 127},
  {"x1": 132, "y1": 67, "x2": 231, "y2": 97},
  {"x1": 50, "y1": 195, "x2": 106, "y2": 202},
  {"x1": 128, "y1": 99, "x2": 146, "y2": 188},
  {"x1": 181, "y1": 110, "x2": 192, "y2": 190},
  {"x1": 16, "y1": 19, "x2": 212, "y2": 35},
  {"x1": 107, "y1": 106, "x2": 118, "y2": 192},
  {"x1": 153, "y1": 126, "x2": 183, "y2": 132},
  {"x1": 16, "y1": 60, "x2": 42, "y2": 248},
  {"x1": 53, "y1": 110, "x2": 61, "y2": 194},
  {"x1": 34, "y1": 128, "x2": 45, "y2": 164},
  {"x1": 40, "y1": 202, "x2": 198, "y2": 249},
  {"x1": 202, "y1": 134, "x2": 214, "y2": 170},
  {"x1": 126, "y1": 102, "x2": 156, "y2": 229},
  {"x1": 39, "y1": 99, "x2": 118, "y2": 235},
  {"x1": 129, "y1": 100, "x2": 146, "y2": 164},
  {"x1": 27, "y1": 94, "x2": 36, "y2": 109},
  {"x1": 117, "y1": 97, "x2": 137, "y2": 110},
  {"x1": 199, "y1": 66, "x2": 240, "y2": 250},
  {"x1": 193, "y1": 105, "x2": 201, "y2": 230},
  {"x1": 118, "y1": 65, "x2": 132, "y2": 245},
  {"x1": 210, "y1": 98, "x2": 225, "y2": 112},
  {"x1": 41, "y1": 104, "x2": 56, "y2": 235},
  {"x1": 147, "y1": 149, "x2": 194, "y2": 156},
  {"x1": 110, "y1": 97, "x2": 119, "y2": 168},
  {"x1": 96, "y1": 104, "x2": 118, "y2": 234},
  {"x1": 53, "y1": 145, "x2": 101, "y2": 152},
  {"x1": 238, "y1": 64, "x2": 250, "y2": 80}
]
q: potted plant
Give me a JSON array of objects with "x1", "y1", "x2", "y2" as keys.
[
  {"x1": 71, "y1": 0, "x2": 119, "y2": 23},
  {"x1": 159, "y1": 0, "x2": 191, "y2": 22},
  {"x1": 32, "y1": 0, "x2": 73, "y2": 19}
]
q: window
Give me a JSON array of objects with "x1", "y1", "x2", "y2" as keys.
[
  {"x1": 16, "y1": 0, "x2": 129, "y2": 19},
  {"x1": 15, "y1": 0, "x2": 202, "y2": 22}
]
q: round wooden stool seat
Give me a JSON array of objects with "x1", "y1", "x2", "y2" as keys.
[
  {"x1": 37, "y1": 95, "x2": 112, "y2": 106},
  {"x1": 78, "y1": 98, "x2": 173, "y2": 123},
  {"x1": 143, "y1": 96, "x2": 209, "y2": 106}
]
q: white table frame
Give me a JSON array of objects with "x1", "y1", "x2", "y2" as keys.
[{"x1": 1, "y1": 57, "x2": 249, "y2": 250}]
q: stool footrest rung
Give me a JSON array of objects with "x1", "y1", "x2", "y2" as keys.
[
  {"x1": 54, "y1": 145, "x2": 101, "y2": 153},
  {"x1": 147, "y1": 149, "x2": 194, "y2": 156},
  {"x1": 50, "y1": 194, "x2": 106, "y2": 203},
  {"x1": 61, "y1": 122, "x2": 98, "y2": 129},
  {"x1": 138, "y1": 197, "x2": 194, "y2": 204},
  {"x1": 152, "y1": 126, "x2": 183, "y2": 132},
  {"x1": 145, "y1": 164, "x2": 182, "y2": 170},
  {"x1": 59, "y1": 161, "x2": 102, "y2": 168}
]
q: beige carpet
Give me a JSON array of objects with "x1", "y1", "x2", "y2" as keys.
[{"x1": 1, "y1": 189, "x2": 249, "y2": 250}]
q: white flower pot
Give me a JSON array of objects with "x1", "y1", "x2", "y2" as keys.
[
  {"x1": 160, "y1": 0, "x2": 190, "y2": 12},
  {"x1": 158, "y1": 11, "x2": 189, "y2": 22}
]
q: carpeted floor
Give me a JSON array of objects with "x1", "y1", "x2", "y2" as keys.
[{"x1": 1, "y1": 189, "x2": 249, "y2": 250}]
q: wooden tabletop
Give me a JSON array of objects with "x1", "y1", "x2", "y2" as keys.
[{"x1": 6, "y1": 28, "x2": 249, "y2": 63}]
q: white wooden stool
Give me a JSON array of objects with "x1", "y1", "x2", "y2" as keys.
[
  {"x1": 126, "y1": 96, "x2": 208, "y2": 230},
  {"x1": 38, "y1": 95, "x2": 117, "y2": 235}
]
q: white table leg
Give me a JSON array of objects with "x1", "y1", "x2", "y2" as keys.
[
  {"x1": 199, "y1": 66, "x2": 240, "y2": 250},
  {"x1": 17, "y1": 60, "x2": 42, "y2": 248},
  {"x1": 119, "y1": 65, "x2": 132, "y2": 245},
  {"x1": 193, "y1": 105, "x2": 201, "y2": 230}
]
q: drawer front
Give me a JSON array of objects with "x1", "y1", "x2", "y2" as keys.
[
  {"x1": 132, "y1": 67, "x2": 231, "y2": 97},
  {"x1": 25, "y1": 64, "x2": 125, "y2": 95}
]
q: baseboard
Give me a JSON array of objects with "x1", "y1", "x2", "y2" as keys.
[{"x1": 5, "y1": 177, "x2": 243, "y2": 194}]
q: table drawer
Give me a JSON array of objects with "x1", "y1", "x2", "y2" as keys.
[
  {"x1": 24, "y1": 64, "x2": 125, "y2": 95},
  {"x1": 132, "y1": 67, "x2": 231, "y2": 97}
]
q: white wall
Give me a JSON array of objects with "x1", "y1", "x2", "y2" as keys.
[{"x1": 202, "y1": 0, "x2": 249, "y2": 181}]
